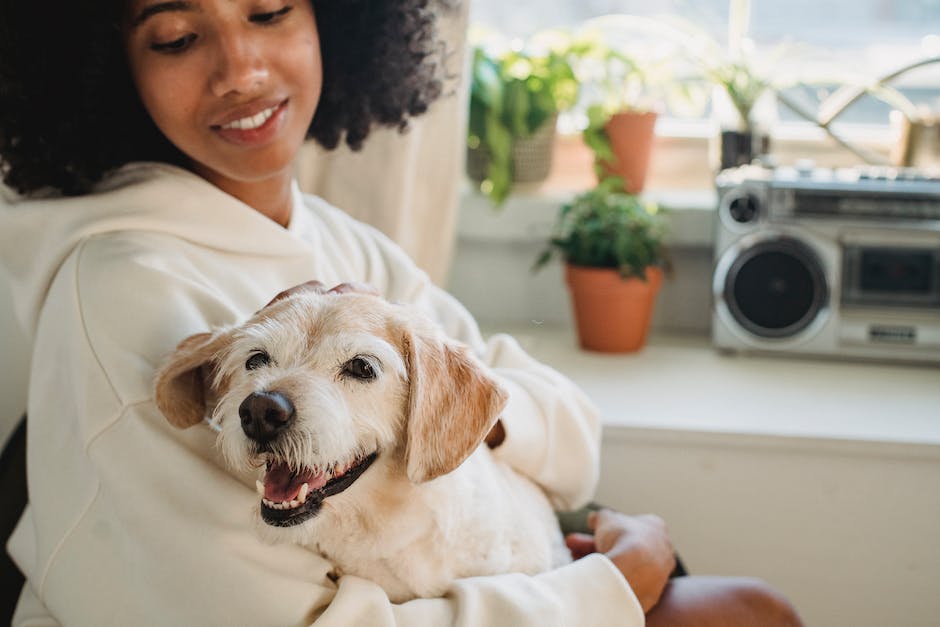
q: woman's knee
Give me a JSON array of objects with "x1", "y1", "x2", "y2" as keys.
[
  {"x1": 646, "y1": 575, "x2": 803, "y2": 627},
  {"x1": 717, "y1": 576, "x2": 804, "y2": 627}
]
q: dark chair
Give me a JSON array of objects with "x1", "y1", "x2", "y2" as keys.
[{"x1": 1, "y1": 416, "x2": 27, "y2": 624}]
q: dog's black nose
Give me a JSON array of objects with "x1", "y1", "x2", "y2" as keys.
[{"x1": 238, "y1": 391, "x2": 295, "y2": 443}]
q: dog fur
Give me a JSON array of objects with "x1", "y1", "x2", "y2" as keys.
[{"x1": 154, "y1": 290, "x2": 570, "y2": 602}]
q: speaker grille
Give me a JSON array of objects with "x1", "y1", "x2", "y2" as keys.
[{"x1": 724, "y1": 239, "x2": 828, "y2": 338}]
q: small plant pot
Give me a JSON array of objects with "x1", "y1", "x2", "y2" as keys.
[
  {"x1": 714, "y1": 129, "x2": 771, "y2": 171},
  {"x1": 512, "y1": 114, "x2": 558, "y2": 182},
  {"x1": 893, "y1": 114, "x2": 940, "y2": 168},
  {"x1": 599, "y1": 110, "x2": 658, "y2": 194},
  {"x1": 564, "y1": 264, "x2": 663, "y2": 353},
  {"x1": 466, "y1": 114, "x2": 558, "y2": 184}
]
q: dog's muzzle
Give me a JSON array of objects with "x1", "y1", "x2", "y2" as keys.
[
  {"x1": 257, "y1": 452, "x2": 378, "y2": 527},
  {"x1": 239, "y1": 390, "x2": 295, "y2": 443}
]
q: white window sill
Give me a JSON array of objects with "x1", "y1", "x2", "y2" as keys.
[{"x1": 492, "y1": 323, "x2": 940, "y2": 456}]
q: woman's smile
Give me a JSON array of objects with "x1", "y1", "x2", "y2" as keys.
[{"x1": 213, "y1": 99, "x2": 289, "y2": 146}]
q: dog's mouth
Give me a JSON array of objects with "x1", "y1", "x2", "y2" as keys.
[{"x1": 255, "y1": 452, "x2": 378, "y2": 527}]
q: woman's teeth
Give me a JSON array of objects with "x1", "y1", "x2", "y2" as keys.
[{"x1": 220, "y1": 104, "x2": 278, "y2": 130}]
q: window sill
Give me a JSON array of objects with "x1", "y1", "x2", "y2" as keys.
[{"x1": 493, "y1": 322, "x2": 940, "y2": 456}]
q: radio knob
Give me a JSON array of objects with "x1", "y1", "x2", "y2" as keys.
[{"x1": 728, "y1": 194, "x2": 760, "y2": 223}]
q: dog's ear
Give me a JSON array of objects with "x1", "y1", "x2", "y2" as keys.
[
  {"x1": 403, "y1": 331, "x2": 508, "y2": 484},
  {"x1": 154, "y1": 331, "x2": 231, "y2": 429}
]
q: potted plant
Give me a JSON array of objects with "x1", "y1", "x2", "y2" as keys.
[
  {"x1": 467, "y1": 34, "x2": 579, "y2": 206},
  {"x1": 533, "y1": 177, "x2": 670, "y2": 353},
  {"x1": 565, "y1": 21, "x2": 684, "y2": 194},
  {"x1": 661, "y1": 0, "x2": 802, "y2": 170}
]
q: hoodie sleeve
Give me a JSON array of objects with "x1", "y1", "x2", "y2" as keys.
[
  {"x1": 10, "y1": 230, "x2": 641, "y2": 627},
  {"x1": 323, "y1": 554, "x2": 643, "y2": 627},
  {"x1": 328, "y1": 212, "x2": 602, "y2": 511}
]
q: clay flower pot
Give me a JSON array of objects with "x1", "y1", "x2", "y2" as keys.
[
  {"x1": 565, "y1": 264, "x2": 663, "y2": 353},
  {"x1": 600, "y1": 110, "x2": 658, "y2": 194}
]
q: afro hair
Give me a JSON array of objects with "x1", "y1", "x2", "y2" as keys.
[{"x1": 0, "y1": 0, "x2": 452, "y2": 195}]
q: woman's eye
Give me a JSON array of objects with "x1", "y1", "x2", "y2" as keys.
[
  {"x1": 245, "y1": 351, "x2": 271, "y2": 370},
  {"x1": 250, "y1": 5, "x2": 293, "y2": 24},
  {"x1": 150, "y1": 33, "x2": 197, "y2": 53},
  {"x1": 342, "y1": 357, "x2": 377, "y2": 381}
]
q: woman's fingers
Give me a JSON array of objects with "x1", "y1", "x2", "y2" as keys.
[
  {"x1": 262, "y1": 280, "x2": 380, "y2": 310},
  {"x1": 326, "y1": 281, "x2": 381, "y2": 296},
  {"x1": 565, "y1": 533, "x2": 597, "y2": 560},
  {"x1": 263, "y1": 280, "x2": 329, "y2": 308}
]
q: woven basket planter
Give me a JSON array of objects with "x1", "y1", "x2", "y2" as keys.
[{"x1": 467, "y1": 114, "x2": 558, "y2": 184}]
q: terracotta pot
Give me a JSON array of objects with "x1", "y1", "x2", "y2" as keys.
[
  {"x1": 564, "y1": 264, "x2": 663, "y2": 353},
  {"x1": 600, "y1": 110, "x2": 658, "y2": 194}
]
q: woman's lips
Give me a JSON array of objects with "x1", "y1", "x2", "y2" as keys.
[{"x1": 213, "y1": 99, "x2": 288, "y2": 146}]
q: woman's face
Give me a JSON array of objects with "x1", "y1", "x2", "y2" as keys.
[{"x1": 124, "y1": 0, "x2": 321, "y2": 193}]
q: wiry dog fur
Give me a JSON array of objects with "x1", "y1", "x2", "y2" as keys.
[{"x1": 154, "y1": 291, "x2": 570, "y2": 602}]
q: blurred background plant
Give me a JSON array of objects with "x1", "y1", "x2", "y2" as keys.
[
  {"x1": 467, "y1": 28, "x2": 580, "y2": 205},
  {"x1": 562, "y1": 15, "x2": 703, "y2": 190}
]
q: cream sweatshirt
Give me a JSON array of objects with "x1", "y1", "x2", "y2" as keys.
[{"x1": 0, "y1": 163, "x2": 642, "y2": 626}]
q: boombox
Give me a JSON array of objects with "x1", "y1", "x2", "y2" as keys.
[{"x1": 712, "y1": 164, "x2": 940, "y2": 364}]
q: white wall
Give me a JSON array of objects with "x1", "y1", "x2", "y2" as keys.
[
  {"x1": 0, "y1": 270, "x2": 29, "y2": 449},
  {"x1": 596, "y1": 428, "x2": 940, "y2": 627}
]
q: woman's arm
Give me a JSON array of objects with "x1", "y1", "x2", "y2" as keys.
[{"x1": 12, "y1": 234, "x2": 641, "y2": 626}]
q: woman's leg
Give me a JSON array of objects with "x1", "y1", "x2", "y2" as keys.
[{"x1": 646, "y1": 575, "x2": 804, "y2": 627}]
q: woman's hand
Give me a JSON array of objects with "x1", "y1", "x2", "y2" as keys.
[
  {"x1": 565, "y1": 509, "x2": 676, "y2": 613},
  {"x1": 263, "y1": 280, "x2": 381, "y2": 309}
]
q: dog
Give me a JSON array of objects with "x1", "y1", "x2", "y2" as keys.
[{"x1": 154, "y1": 289, "x2": 570, "y2": 602}]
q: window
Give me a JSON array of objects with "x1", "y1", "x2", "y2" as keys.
[{"x1": 469, "y1": 0, "x2": 940, "y2": 130}]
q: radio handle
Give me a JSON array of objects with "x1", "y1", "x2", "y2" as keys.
[{"x1": 775, "y1": 55, "x2": 940, "y2": 167}]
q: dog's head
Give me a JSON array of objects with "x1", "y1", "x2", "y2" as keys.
[{"x1": 154, "y1": 291, "x2": 507, "y2": 533}]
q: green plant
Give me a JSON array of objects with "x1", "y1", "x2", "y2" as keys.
[
  {"x1": 662, "y1": 1, "x2": 784, "y2": 133},
  {"x1": 467, "y1": 37, "x2": 579, "y2": 206},
  {"x1": 560, "y1": 19, "x2": 701, "y2": 174},
  {"x1": 534, "y1": 177, "x2": 669, "y2": 280},
  {"x1": 572, "y1": 38, "x2": 658, "y2": 173}
]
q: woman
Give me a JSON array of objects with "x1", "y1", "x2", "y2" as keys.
[{"x1": 0, "y1": 0, "x2": 801, "y2": 625}]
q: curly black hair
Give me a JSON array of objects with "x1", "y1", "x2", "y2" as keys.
[{"x1": 0, "y1": 0, "x2": 451, "y2": 195}]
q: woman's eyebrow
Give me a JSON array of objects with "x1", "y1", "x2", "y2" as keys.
[{"x1": 131, "y1": 1, "x2": 195, "y2": 28}]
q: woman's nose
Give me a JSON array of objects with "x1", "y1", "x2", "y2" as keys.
[{"x1": 209, "y1": 31, "x2": 269, "y2": 97}]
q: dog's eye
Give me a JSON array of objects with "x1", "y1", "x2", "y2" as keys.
[
  {"x1": 342, "y1": 357, "x2": 377, "y2": 381},
  {"x1": 245, "y1": 351, "x2": 271, "y2": 370}
]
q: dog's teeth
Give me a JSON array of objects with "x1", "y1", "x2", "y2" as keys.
[
  {"x1": 298, "y1": 483, "x2": 309, "y2": 503},
  {"x1": 255, "y1": 480, "x2": 265, "y2": 497},
  {"x1": 289, "y1": 498, "x2": 300, "y2": 509}
]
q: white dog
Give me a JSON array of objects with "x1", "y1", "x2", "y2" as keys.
[{"x1": 154, "y1": 289, "x2": 570, "y2": 602}]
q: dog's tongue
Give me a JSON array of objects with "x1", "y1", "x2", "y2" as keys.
[{"x1": 263, "y1": 462, "x2": 328, "y2": 502}]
